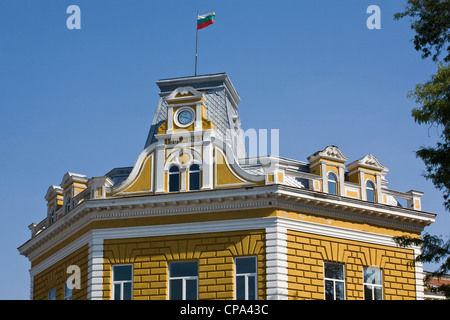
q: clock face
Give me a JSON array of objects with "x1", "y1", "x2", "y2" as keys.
[{"x1": 177, "y1": 109, "x2": 194, "y2": 125}]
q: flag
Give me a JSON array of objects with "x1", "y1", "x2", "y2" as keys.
[{"x1": 197, "y1": 12, "x2": 215, "y2": 30}]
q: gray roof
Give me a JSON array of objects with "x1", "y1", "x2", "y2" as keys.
[{"x1": 144, "y1": 73, "x2": 247, "y2": 159}]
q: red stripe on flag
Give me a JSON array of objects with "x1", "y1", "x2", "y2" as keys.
[{"x1": 197, "y1": 19, "x2": 214, "y2": 30}]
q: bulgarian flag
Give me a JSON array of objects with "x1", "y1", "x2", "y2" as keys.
[{"x1": 197, "y1": 12, "x2": 215, "y2": 30}]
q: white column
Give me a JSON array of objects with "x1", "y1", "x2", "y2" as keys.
[
  {"x1": 360, "y1": 171, "x2": 366, "y2": 200},
  {"x1": 87, "y1": 236, "x2": 104, "y2": 300},
  {"x1": 265, "y1": 223, "x2": 288, "y2": 300},
  {"x1": 413, "y1": 246, "x2": 425, "y2": 300},
  {"x1": 155, "y1": 143, "x2": 166, "y2": 193},
  {"x1": 321, "y1": 162, "x2": 328, "y2": 193},
  {"x1": 339, "y1": 166, "x2": 346, "y2": 196},
  {"x1": 201, "y1": 132, "x2": 213, "y2": 190}
]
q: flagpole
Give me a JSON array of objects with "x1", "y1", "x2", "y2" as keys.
[{"x1": 195, "y1": 11, "x2": 199, "y2": 76}]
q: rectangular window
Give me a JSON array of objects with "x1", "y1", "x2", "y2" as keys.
[
  {"x1": 324, "y1": 262, "x2": 345, "y2": 300},
  {"x1": 64, "y1": 281, "x2": 72, "y2": 300},
  {"x1": 48, "y1": 288, "x2": 56, "y2": 300},
  {"x1": 364, "y1": 266, "x2": 383, "y2": 300},
  {"x1": 235, "y1": 256, "x2": 257, "y2": 300},
  {"x1": 169, "y1": 261, "x2": 198, "y2": 300},
  {"x1": 112, "y1": 264, "x2": 133, "y2": 300}
]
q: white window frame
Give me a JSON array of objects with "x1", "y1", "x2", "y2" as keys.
[
  {"x1": 327, "y1": 172, "x2": 338, "y2": 195},
  {"x1": 168, "y1": 261, "x2": 198, "y2": 300},
  {"x1": 324, "y1": 262, "x2": 345, "y2": 300},
  {"x1": 366, "y1": 180, "x2": 376, "y2": 202},
  {"x1": 235, "y1": 256, "x2": 258, "y2": 300},
  {"x1": 363, "y1": 266, "x2": 383, "y2": 300},
  {"x1": 112, "y1": 264, "x2": 133, "y2": 300}
]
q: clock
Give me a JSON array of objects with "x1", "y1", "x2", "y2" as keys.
[{"x1": 177, "y1": 109, "x2": 194, "y2": 126}]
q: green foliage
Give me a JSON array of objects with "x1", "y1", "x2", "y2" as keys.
[
  {"x1": 393, "y1": 234, "x2": 450, "y2": 298},
  {"x1": 395, "y1": 0, "x2": 450, "y2": 298},
  {"x1": 409, "y1": 63, "x2": 450, "y2": 211},
  {"x1": 394, "y1": 0, "x2": 450, "y2": 62}
]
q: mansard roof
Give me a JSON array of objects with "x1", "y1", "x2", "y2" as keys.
[{"x1": 144, "y1": 73, "x2": 247, "y2": 159}]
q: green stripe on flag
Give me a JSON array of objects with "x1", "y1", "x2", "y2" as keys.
[{"x1": 197, "y1": 13, "x2": 215, "y2": 25}]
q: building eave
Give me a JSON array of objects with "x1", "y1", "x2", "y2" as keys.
[{"x1": 18, "y1": 184, "x2": 436, "y2": 261}]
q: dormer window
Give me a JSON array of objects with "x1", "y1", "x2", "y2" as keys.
[
  {"x1": 366, "y1": 181, "x2": 375, "y2": 202},
  {"x1": 328, "y1": 173, "x2": 338, "y2": 195},
  {"x1": 189, "y1": 164, "x2": 201, "y2": 191},
  {"x1": 169, "y1": 166, "x2": 180, "y2": 192}
]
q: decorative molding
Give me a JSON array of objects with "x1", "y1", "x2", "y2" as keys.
[{"x1": 307, "y1": 145, "x2": 348, "y2": 164}]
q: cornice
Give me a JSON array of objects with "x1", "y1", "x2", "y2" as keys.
[{"x1": 18, "y1": 184, "x2": 436, "y2": 260}]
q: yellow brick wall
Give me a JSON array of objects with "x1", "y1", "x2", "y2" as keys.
[
  {"x1": 102, "y1": 230, "x2": 266, "y2": 300},
  {"x1": 33, "y1": 244, "x2": 89, "y2": 300},
  {"x1": 287, "y1": 230, "x2": 417, "y2": 300}
]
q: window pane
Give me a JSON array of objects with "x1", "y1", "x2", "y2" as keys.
[
  {"x1": 236, "y1": 257, "x2": 256, "y2": 274},
  {"x1": 325, "y1": 280, "x2": 334, "y2": 300},
  {"x1": 328, "y1": 181, "x2": 337, "y2": 195},
  {"x1": 169, "y1": 166, "x2": 179, "y2": 173},
  {"x1": 114, "y1": 284, "x2": 121, "y2": 300},
  {"x1": 366, "y1": 181, "x2": 375, "y2": 202},
  {"x1": 248, "y1": 276, "x2": 256, "y2": 300},
  {"x1": 48, "y1": 289, "x2": 56, "y2": 300},
  {"x1": 185, "y1": 279, "x2": 198, "y2": 300},
  {"x1": 325, "y1": 263, "x2": 344, "y2": 280},
  {"x1": 374, "y1": 287, "x2": 383, "y2": 300},
  {"x1": 169, "y1": 279, "x2": 183, "y2": 300},
  {"x1": 236, "y1": 276, "x2": 245, "y2": 300},
  {"x1": 364, "y1": 285, "x2": 373, "y2": 300},
  {"x1": 64, "y1": 282, "x2": 72, "y2": 299},
  {"x1": 169, "y1": 172, "x2": 180, "y2": 192},
  {"x1": 335, "y1": 282, "x2": 345, "y2": 300},
  {"x1": 169, "y1": 261, "x2": 198, "y2": 277},
  {"x1": 364, "y1": 267, "x2": 381, "y2": 285},
  {"x1": 190, "y1": 164, "x2": 200, "y2": 171},
  {"x1": 366, "y1": 189, "x2": 375, "y2": 202},
  {"x1": 328, "y1": 174, "x2": 337, "y2": 195},
  {"x1": 113, "y1": 265, "x2": 132, "y2": 281},
  {"x1": 123, "y1": 282, "x2": 132, "y2": 300},
  {"x1": 189, "y1": 172, "x2": 200, "y2": 191}
]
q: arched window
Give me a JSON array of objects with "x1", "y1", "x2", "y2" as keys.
[
  {"x1": 328, "y1": 173, "x2": 338, "y2": 195},
  {"x1": 189, "y1": 164, "x2": 201, "y2": 191},
  {"x1": 169, "y1": 166, "x2": 180, "y2": 192},
  {"x1": 366, "y1": 181, "x2": 375, "y2": 202}
]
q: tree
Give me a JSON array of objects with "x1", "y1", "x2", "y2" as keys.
[
  {"x1": 409, "y1": 63, "x2": 450, "y2": 211},
  {"x1": 394, "y1": 0, "x2": 450, "y2": 62},
  {"x1": 393, "y1": 234, "x2": 450, "y2": 298},
  {"x1": 394, "y1": 0, "x2": 450, "y2": 299}
]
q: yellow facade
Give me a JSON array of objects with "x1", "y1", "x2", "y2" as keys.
[
  {"x1": 33, "y1": 245, "x2": 89, "y2": 300},
  {"x1": 287, "y1": 230, "x2": 416, "y2": 300},
  {"x1": 102, "y1": 230, "x2": 266, "y2": 300}
]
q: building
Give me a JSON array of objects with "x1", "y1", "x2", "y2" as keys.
[
  {"x1": 18, "y1": 73, "x2": 436, "y2": 300},
  {"x1": 424, "y1": 272, "x2": 450, "y2": 300}
]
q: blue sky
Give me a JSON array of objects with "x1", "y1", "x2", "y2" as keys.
[{"x1": 1, "y1": 0, "x2": 448, "y2": 299}]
